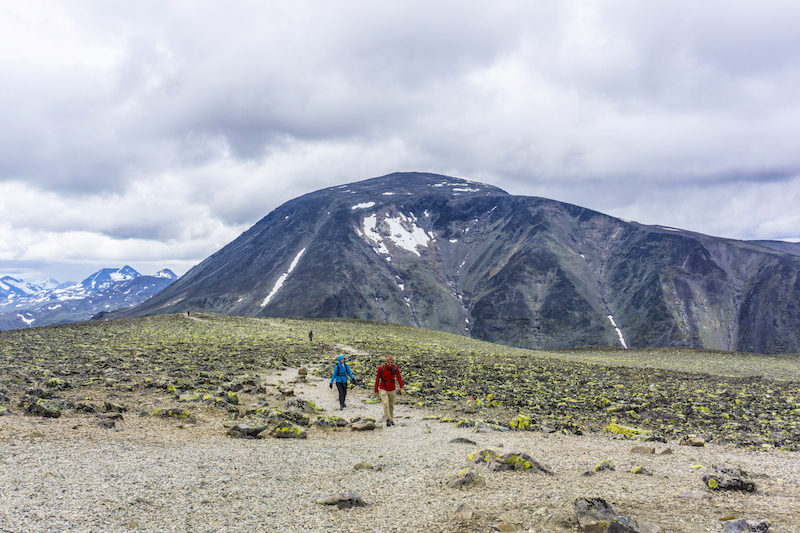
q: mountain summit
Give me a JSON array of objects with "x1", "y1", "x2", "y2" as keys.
[{"x1": 116, "y1": 172, "x2": 800, "y2": 354}]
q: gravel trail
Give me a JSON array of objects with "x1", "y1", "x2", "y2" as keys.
[{"x1": 1, "y1": 369, "x2": 798, "y2": 533}]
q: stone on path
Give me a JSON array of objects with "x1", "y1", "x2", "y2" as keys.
[
  {"x1": 446, "y1": 467, "x2": 485, "y2": 488},
  {"x1": 574, "y1": 497, "x2": 616, "y2": 528},
  {"x1": 680, "y1": 435, "x2": 706, "y2": 447},
  {"x1": 676, "y1": 490, "x2": 712, "y2": 500},
  {"x1": 267, "y1": 419, "x2": 307, "y2": 439},
  {"x1": 224, "y1": 420, "x2": 270, "y2": 439},
  {"x1": 453, "y1": 503, "x2": 474, "y2": 520},
  {"x1": 351, "y1": 418, "x2": 378, "y2": 431},
  {"x1": 630, "y1": 446, "x2": 655, "y2": 455},
  {"x1": 723, "y1": 518, "x2": 771, "y2": 532},
  {"x1": 316, "y1": 492, "x2": 368, "y2": 509},
  {"x1": 469, "y1": 448, "x2": 554, "y2": 474}
]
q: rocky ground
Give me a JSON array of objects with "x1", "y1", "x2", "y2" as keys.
[{"x1": 1, "y1": 365, "x2": 799, "y2": 533}]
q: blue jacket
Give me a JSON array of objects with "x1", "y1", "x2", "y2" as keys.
[{"x1": 330, "y1": 356, "x2": 355, "y2": 384}]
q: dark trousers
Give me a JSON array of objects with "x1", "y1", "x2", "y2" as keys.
[{"x1": 336, "y1": 382, "x2": 347, "y2": 407}]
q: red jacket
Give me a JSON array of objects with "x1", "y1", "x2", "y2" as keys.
[{"x1": 374, "y1": 363, "x2": 404, "y2": 393}]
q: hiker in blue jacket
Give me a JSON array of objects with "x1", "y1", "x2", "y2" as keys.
[{"x1": 329, "y1": 354, "x2": 356, "y2": 410}]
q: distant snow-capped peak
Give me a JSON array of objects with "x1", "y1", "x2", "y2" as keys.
[{"x1": 154, "y1": 269, "x2": 178, "y2": 280}]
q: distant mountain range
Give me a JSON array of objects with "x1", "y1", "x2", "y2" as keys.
[
  {"x1": 109, "y1": 172, "x2": 800, "y2": 355},
  {"x1": 0, "y1": 266, "x2": 177, "y2": 330}
]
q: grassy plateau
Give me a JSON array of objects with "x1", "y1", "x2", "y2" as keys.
[{"x1": 1, "y1": 313, "x2": 799, "y2": 450}]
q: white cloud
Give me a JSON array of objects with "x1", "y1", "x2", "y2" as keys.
[{"x1": 2, "y1": 1, "x2": 800, "y2": 281}]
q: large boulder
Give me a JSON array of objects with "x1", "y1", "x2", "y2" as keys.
[{"x1": 703, "y1": 466, "x2": 757, "y2": 492}]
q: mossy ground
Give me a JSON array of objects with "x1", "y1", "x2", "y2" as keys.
[{"x1": 1, "y1": 313, "x2": 798, "y2": 449}]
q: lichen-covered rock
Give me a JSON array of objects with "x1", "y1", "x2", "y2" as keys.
[
  {"x1": 469, "y1": 448, "x2": 553, "y2": 474},
  {"x1": 177, "y1": 392, "x2": 202, "y2": 402},
  {"x1": 603, "y1": 423, "x2": 653, "y2": 439},
  {"x1": 154, "y1": 407, "x2": 196, "y2": 423},
  {"x1": 267, "y1": 419, "x2": 307, "y2": 439},
  {"x1": 315, "y1": 415, "x2": 349, "y2": 428},
  {"x1": 351, "y1": 418, "x2": 378, "y2": 431},
  {"x1": 225, "y1": 420, "x2": 270, "y2": 439},
  {"x1": 446, "y1": 467, "x2": 485, "y2": 488},
  {"x1": 510, "y1": 414, "x2": 533, "y2": 430},
  {"x1": 286, "y1": 397, "x2": 316, "y2": 412},
  {"x1": 703, "y1": 466, "x2": 757, "y2": 492},
  {"x1": 224, "y1": 391, "x2": 239, "y2": 405},
  {"x1": 594, "y1": 459, "x2": 616, "y2": 473},
  {"x1": 0, "y1": 406, "x2": 13, "y2": 416},
  {"x1": 316, "y1": 492, "x2": 367, "y2": 509},
  {"x1": 46, "y1": 377, "x2": 71, "y2": 390},
  {"x1": 103, "y1": 401, "x2": 127, "y2": 413},
  {"x1": 26, "y1": 398, "x2": 61, "y2": 418}
]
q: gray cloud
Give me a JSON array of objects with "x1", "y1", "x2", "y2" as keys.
[{"x1": 2, "y1": 1, "x2": 800, "y2": 282}]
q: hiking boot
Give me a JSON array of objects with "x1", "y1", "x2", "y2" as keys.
[{"x1": 386, "y1": 420, "x2": 394, "y2": 426}]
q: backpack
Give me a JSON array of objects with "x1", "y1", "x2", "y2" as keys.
[{"x1": 378, "y1": 364, "x2": 396, "y2": 385}]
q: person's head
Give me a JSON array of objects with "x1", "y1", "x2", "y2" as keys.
[
  {"x1": 338, "y1": 355, "x2": 345, "y2": 363},
  {"x1": 385, "y1": 354, "x2": 394, "y2": 365}
]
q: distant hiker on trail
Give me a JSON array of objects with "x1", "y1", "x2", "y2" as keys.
[
  {"x1": 374, "y1": 354, "x2": 405, "y2": 426},
  {"x1": 330, "y1": 355, "x2": 356, "y2": 410},
  {"x1": 308, "y1": 330, "x2": 313, "y2": 342}
]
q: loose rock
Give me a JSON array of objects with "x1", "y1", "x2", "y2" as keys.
[
  {"x1": 454, "y1": 503, "x2": 474, "y2": 520},
  {"x1": 315, "y1": 492, "x2": 368, "y2": 509},
  {"x1": 722, "y1": 518, "x2": 771, "y2": 532},
  {"x1": 446, "y1": 467, "x2": 485, "y2": 488},
  {"x1": 224, "y1": 420, "x2": 270, "y2": 439},
  {"x1": 703, "y1": 465, "x2": 757, "y2": 492},
  {"x1": 469, "y1": 448, "x2": 553, "y2": 474}
]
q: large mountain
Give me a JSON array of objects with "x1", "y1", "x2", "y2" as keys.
[
  {"x1": 112, "y1": 172, "x2": 800, "y2": 355},
  {"x1": 0, "y1": 267, "x2": 177, "y2": 330}
]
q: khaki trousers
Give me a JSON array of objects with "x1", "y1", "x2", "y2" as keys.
[{"x1": 379, "y1": 389, "x2": 396, "y2": 422}]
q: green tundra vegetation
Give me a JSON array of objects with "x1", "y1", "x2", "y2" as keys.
[{"x1": 1, "y1": 313, "x2": 798, "y2": 450}]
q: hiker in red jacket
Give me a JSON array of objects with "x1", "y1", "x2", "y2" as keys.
[{"x1": 374, "y1": 354, "x2": 405, "y2": 426}]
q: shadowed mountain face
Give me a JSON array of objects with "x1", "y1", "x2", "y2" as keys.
[{"x1": 114, "y1": 172, "x2": 800, "y2": 354}]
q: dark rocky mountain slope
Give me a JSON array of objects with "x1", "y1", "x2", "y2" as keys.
[{"x1": 112, "y1": 172, "x2": 800, "y2": 354}]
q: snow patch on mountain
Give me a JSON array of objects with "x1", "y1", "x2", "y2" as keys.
[
  {"x1": 261, "y1": 248, "x2": 306, "y2": 308},
  {"x1": 361, "y1": 212, "x2": 434, "y2": 258},
  {"x1": 607, "y1": 315, "x2": 628, "y2": 349},
  {"x1": 352, "y1": 202, "x2": 375, "y2": 210}
]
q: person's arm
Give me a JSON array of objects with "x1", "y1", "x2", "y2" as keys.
[
  {"x1": 396, "y1": 366, "x2": 405, "y2": 394},
  {"x1": 346, "y1": 364, "x2": 355, "y2": 381}
]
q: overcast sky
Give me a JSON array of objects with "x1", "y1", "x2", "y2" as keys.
[{"x1": 2, "y1": 1, "x2": 800, "y2": 283}]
